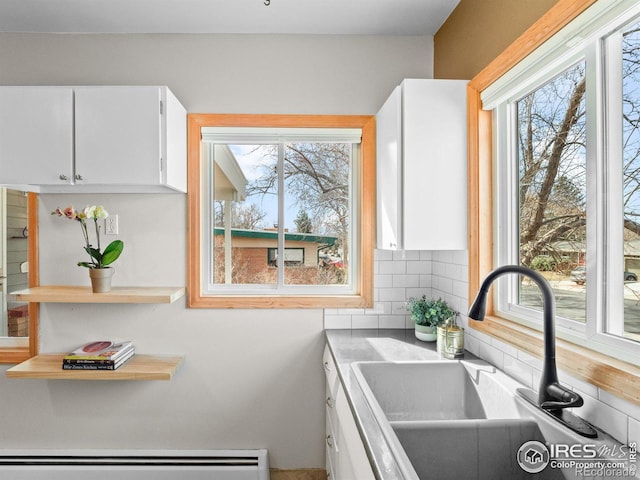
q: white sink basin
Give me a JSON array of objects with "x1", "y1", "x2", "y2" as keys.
[
  {"x1": 352, "y1": 360, "x2": 521, "y2": 421},
  {"x1": 351, "y1": 360, "x2": 621, "y2": 480}
]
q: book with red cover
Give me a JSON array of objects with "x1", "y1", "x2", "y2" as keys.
[{"x1": 63, "y1": 340, "x2": 134, "y2": 361}]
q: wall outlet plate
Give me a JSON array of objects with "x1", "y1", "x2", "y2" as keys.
[{"x1": 105, "y1": 215, "x2": 119, "y2": 235}]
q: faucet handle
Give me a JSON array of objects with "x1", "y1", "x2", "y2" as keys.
[{"x1": 540, "y1": 382, "x2": 584, "y2": 410}]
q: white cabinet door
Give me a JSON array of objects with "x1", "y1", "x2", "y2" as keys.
[
  {"x1": 324, "y1": 345, "x2": 375, "y2": 480},
  {"x1": 0, "y1": 87, "x2": 73, "y2": 186},
  {"x1": 376, "y1": 79, "x2": 468, "y2": 251},
  {"x1": 74, "y1": 86, "x2": 162, "y2": 186},
  {"x1": 376, "y1": 85, "x2": 402, "y2": 250}
]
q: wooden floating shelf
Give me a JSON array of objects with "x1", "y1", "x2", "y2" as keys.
[
  {"x1": 6, "y1": 354, "x2": 184, "y2": 381},
  {"x1": 10, "y1": 286, "x2": 185, "y2": 304}
]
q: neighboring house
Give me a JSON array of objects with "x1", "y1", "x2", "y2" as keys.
[{"x1": 213, "y1": 227, "x2": 339, "y2": 284}]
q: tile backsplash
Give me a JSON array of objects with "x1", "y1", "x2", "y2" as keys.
[
  {"x1": 323, "y1": 249, "x2": 468, "y2": 329},
  {"x1": 324, "y1": 249, "x2": 640, "y2": 445}
]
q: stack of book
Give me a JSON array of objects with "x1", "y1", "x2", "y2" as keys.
[{"x1": 62, "y1": 340, "x2": 135, "y2": 370}]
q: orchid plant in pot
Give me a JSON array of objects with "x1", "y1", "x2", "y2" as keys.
[{"x1": 52, "y1": 205, "x2": 124, "y2": 293}]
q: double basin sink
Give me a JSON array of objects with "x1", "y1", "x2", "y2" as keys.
[{"x1": 351, "y1": 360, "x2": 617, "y2": 480}]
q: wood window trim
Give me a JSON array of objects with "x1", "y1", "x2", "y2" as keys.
[
  {"x1": 1, "y1": 192, "x2": 39, "y2": 364},
  {"x1": 187, "y1": 113, "x2": 375, "y2": 309},
  {"x1": 467, "y1": 0, "x2": 640, "y2": 406}
]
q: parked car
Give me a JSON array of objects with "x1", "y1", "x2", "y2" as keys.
[{"x1": 569, "y1": 266, "x2": 638, "y2": 285}]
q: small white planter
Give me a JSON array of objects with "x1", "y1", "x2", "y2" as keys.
[{"x1": 414, "y1": 324, "x2": 437, "y2": 342}]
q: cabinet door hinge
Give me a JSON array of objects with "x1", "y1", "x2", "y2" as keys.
[{"x1": 160, "y1": 100, "x2": 164, "y2": 115}]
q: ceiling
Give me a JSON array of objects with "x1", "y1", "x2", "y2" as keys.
[{"x1": 0, "y1": 0, "x2": 460, "y2": 36}]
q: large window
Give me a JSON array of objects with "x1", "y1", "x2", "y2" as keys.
[
  {"x1": 472, "y1": 0, "x2": 640, "y2": 370},
  {"x1": 485, "y1": 1, "x2": 640, "y2": 361},
  {"x1": 187, "y1": 114, "x2": 375, "y2": 308}
]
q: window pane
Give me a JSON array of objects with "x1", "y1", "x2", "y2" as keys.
[
  {"x1": 516, "y1": 61, "x2": 587, "y2": 322},
  {"x1": 622, "y1": 20, "x2": 640, "y2": 341},
  {"x1": 283, "y1": 143, "x2": 350, "y2": 286},
  {"x1": 213, "y1": 144, "x2": 277, "y2": 285},
  {"x1": 211, "y1": 141, "x2": 353, "y2": 288}
]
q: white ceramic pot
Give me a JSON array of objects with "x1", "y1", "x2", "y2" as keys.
[{"x1": 414, "y1": 324, "x2": 437, "y2": 342}]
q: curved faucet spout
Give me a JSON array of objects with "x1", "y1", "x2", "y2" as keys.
[
  {"x1": 468, "y1": 265, "x2": 597, "y2": 438},
  {"x1": 468, "y1": 265, "x2": 566, "y2": 406}
]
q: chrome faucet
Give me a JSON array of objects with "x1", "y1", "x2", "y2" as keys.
[{"x1": 468, "y1": 265, "x2": 597, "y2": 438}]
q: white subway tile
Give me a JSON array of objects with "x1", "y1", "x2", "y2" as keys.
[
  {"x1": 432, "y1": 261, "x2": 447, "y2": 277},
  {"x1": 556, "y1": 370, "x2": 598, "y2": 399},
  {"x1": 434, "y1": 250, "x2": 454, "y2": 264},
  {"x1": 405, "y1": 287, "x2": 430, "y2": 299},
  {"x1": 452, "y1": 279, "x2": 468, "y2": 300},
  {"x1": 599, "y1": 389, "x2": 640, "y2": 424},
  {"x1": 579, "y1": 391, "x2": 628, "y2": 443},
  {"x1": 393, "y1": 274, "x2": 420, "y2": 288},
  {"x1": 393, "y1": 250, "x2": 420, "y2": 261},
  {"x1": 379, "y1": 260, "x2": 406, "y2": 275},
  {"x1": 445, "y1": 262, "x2": 462, "y2": 280},
  {"x1": 478, "y1": 342, "x2": 505, "y2": 370},
  {"x1": 379, "y1": 315, "x2": 407, "y2": 329},
  {"x1": 379, "y1": 287, "x2": 409, "y2": 302},
  {"x1": 374, "y1": 274, "x2": 393, "y2": 288},
  {"x1": 517, "y1": 350, "x2": 544, "y2": 371},
  {"x1": 464, "y1": 334, "x2": 481, "y2": 357},
  {"x1": 407, "y1": 261, "x2": 431, "y2": 275},
  {"x1": 452, "y1": 250, "x2": 468, "y2": 266},
  {"x1": 491, "y1": 337, "x2": 519, "y2": 357},
  {"x1": 374, "y1": 249, "x2": 393, "y2": 261},
  {"x1": 419, "y1": 251, "x2": 433, "y2": 261},
  {"x1": 352, "y1": 315, "x2": 379, "y2": 329},
  {"x1": 629, "y1": 417, "x2": 640, "y2": 445},
  {"x1": 433, "y1": 276, "x2": 453, "y2": 295},
  {"x1": 391, "y1": 301, "x2": 408, "y2": 315},
  {"x1": 364, "y1": 303, "x2": 387, "y2": 315},
  {"x1": 324, "y1": 315, "x2": 351, "y2": 329},
  {"x1": 503, "y1": 354, "x2": 534, "y2": 389}
]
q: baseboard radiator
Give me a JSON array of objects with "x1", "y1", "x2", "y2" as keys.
[{"x1": 0, "y1": 449, "x2": 269, "y2": 480}]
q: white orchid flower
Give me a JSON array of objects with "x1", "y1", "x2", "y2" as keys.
[
  {"x1": 94, "y1": 206, "x2": 109, "y2": 219},
  {"x1": 84, "y1": 205, "x2": 96, "y2": 219}
]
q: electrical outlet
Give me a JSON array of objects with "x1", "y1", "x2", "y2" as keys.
[{"x1": 105, "y1": 215, "x2": 119, "y2": 235}]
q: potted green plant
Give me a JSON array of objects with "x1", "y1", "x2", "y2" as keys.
[{"x1": 406, "y1": 295, "x2": 456, "y2": 342}]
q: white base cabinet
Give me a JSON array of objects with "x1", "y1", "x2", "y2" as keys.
[
  {"x1": 324, "y1": 345, "x2": 375, "y2": 480},
  {"x1": 0, "y1": 86, "x2": 186, "y2": 193},
  {"x1": 376, "y1": 79, "x2": 468, "y2": 250}
]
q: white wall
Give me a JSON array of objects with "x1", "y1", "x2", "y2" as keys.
[{"x1": 0, "y1": 32, "x2": 434, "y2": 468}]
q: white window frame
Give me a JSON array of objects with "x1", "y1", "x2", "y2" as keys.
[
  {"x1": 200, "y1": 127, "x2": 361, "y2": 296},
  {"x1": 483, "y1": 0, "x2": 640, "y2": 364}
]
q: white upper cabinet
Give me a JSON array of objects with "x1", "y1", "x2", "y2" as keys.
[
  {"x1": 376, "y1": 79, "x2": 468, "y2": 250},
  {"x1": 0, "y1": 87, "x2": 74, "y2": 186},
  {"x1": 0, "y1": 86, "x2": 186, "y2": 193}
]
